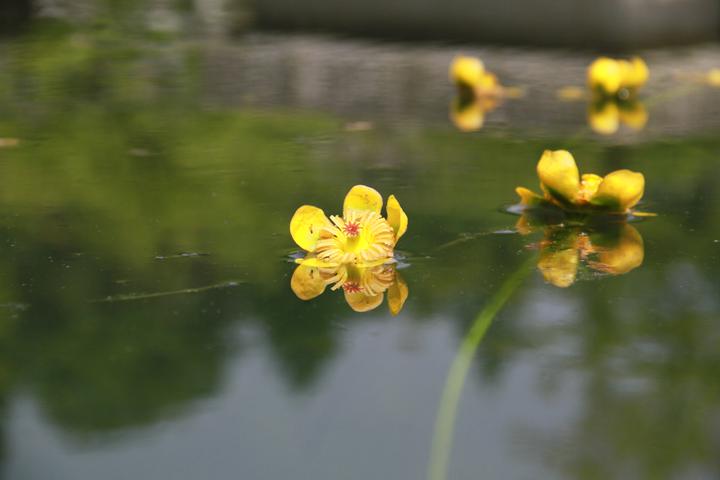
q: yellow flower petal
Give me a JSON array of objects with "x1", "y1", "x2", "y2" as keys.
[
  {"x1": 588, "y1": 57, "x2": 622, "y2": 96},
  {"x1": 589, "y1": 101, "x2": 620, "y2": 135},
  {"x1": 450, "y1": 97, "x2": 484, "y2": 132},
  {"x1": 343, "y1": 185, "x2": 383, "y2": 217},
  {"x1": 619, "y1": 101, "x2": 648, "y2": 130},
  {"x1": 538, "y1": 248, "x2": 579, "y2": 288},
  {"x1": 515, "y1": 186, "x2": 543, "y2": 206},
  {"x1": 295, "y1": 255, "x2": 337, "y2": 268},
  {"x1": 621, "y1": 57, "x2": 649, "y2": 91},
  {"x1": 515, "y1": 215, "x2": 533, "y2": 235},
  {"x1": 290, "y1": 205, "x2": 331, "y2": 252},
  {"x1": 537, "y1": 149, "x2": 581, "y2": 205},
  {"x1": 476, "y1": 72, "x2": 500, "y2": 94},
  {"x1": 387, "y1": 270, "x2": 409, "y2": 315},
  {"x1": 708, "y1": 68, "x2": 720, "y2": 87},
  {"x1": 345, "y1": 290, "x2": 384, "y2": 312},
  {"x1": 557, "y1": 86, "x2": 586, "y2": 101},
  {"x1": 594, "y1": 224, "x2": 644, "y2": 275},
  {"x1": 290, "y1": 264, "x2": 327, "y2": 300},
  {"x1": 386, "y1": 194, "x2": 408, "y2": 244},
  {"x1": 450, "y1": 55, "x2": 485, "y2": 89},
  {"x1": 590, "y1": 169, "x2": 645, "y2": 212},
  {"x1": 579, "y1": 174, "x2": 603, "y2": 202}
]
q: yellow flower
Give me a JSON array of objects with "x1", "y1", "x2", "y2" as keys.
[
  {"x1": 707, "y1": 68, "x2": 720, "y2": 87},
  {"x1": 515, "y1": 150, "x2": 646, "y2": 214},
  {"x1": 450, "y1": 55, "x2": 502, "y2": 96},
  {"x1": 291, "y1": 261, "x2": 409, "y2": 314},
  {"x1": 588, "y1": 56, "x2": 648, "y2": 98},
  {"x1": 450, "y1": 94, "x2": 499, "y2": 132},
  {"x1": 588, "y1": 98, "x2": 647, "y2": 135},
  {"x1": 530, "y1": 223, "x2": 644, "y2": 288},
  {"x1": 290, "y1": 185, "x2": 408, "y2": 266}
]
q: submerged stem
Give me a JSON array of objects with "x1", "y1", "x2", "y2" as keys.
[{"x1": 428, "y1": 255, "x2": 536, "y2": 480}]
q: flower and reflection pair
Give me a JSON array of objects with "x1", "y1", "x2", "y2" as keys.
[
  {"x1": 289, "y1": 185, "x2": 409, "y2": 314},
  {"x1": 514, "y1": 149, "x2": 647, "y2": 286},
  {"x1": 449, "y1": 55, "x2": 651, "y2": 134},
  {"x1": 587, "y1": 56, "x2": 649, "y2": 135},
  {"x1": 449, "y1": 56, "x2": 505, "y2": 132}
]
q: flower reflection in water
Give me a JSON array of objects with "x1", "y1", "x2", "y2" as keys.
[
  {"x1": 291, "y1": 259, "x2": 408, "y2": 314},
  {"x1": 516, "y1": 211, "x2": 644, "y2": 288},
  {"x1": 449, "y1": 55, "x2": 521, "y2": 132},
  {"x1": 450, "y1": 94, "x2": 499, "y2": 132},
  {"x1": 586, "y1": 56, "x2": 649, "y2": 135},
  {"x1": 588, "y1": 97, "x2": 647, "y2": 135}
]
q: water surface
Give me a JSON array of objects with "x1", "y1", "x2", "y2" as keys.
[{"x1": 1, "y1": 14, "x2": 720, "y2": 480}]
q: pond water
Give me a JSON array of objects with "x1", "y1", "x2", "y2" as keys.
[{"x1": 1, "y1": 14, "x2": 720, "y2": 480}]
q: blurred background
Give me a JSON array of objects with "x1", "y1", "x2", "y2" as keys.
[{"x1": 0, "y1": 1, "x2": 720, "y2": 479}]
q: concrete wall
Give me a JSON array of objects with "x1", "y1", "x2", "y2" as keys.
[
  {"x1": 252, "y1": 0, "x2": 720, "y2": 49},
  {"x1": 201, "y1": 34, "x2": 720, "y2": 142}
]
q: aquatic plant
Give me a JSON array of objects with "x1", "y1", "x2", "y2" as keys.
[
  {"x1": 291, "y1": 261, "x2": 408, "y2": 314},
  {"x1": 290, "y1": 185, "x2": 407, "y2": 265},
  {"x1": 588, "y1": 56, "x2": 648, "y2": 98},
  {"x1": 515, "y1": 150, "x2": 646, "y2": 215},
  {"x1": 289, "y1": 185, "x2": 408, "y2": 313}
]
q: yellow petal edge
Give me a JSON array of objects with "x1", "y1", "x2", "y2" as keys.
[
  {"x1": 386, "y1": 194, "x2": 408, "y2": 243},
  {"x1": 290, "y1": 264, "x2": 327, "y2": 300},
  {"x1": 343, "y1": 185, "x2": 383, "y2": 217},
  {"x1": 537, "y1": 149, "x2": 580, "y2": 205},
  {"x1": 590, "y1": 170, "x2": 645, "y2": 212},
  {"x1": 387, "y1": 271, "x2": 409, "y2": 315},
  {"x1": 290, "y1": 205, "x2": 331, "y2": 252},
  {"x1": 450, "y1": 56, "x2": 485, "y2": 88}
]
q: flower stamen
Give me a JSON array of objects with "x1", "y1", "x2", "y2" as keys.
[
  {"x1": 342, "y1": 282, "x2": 363, "y2": 293},
  {"x1": 343, "y1": 221, "x2": 361, "y2": 237}
]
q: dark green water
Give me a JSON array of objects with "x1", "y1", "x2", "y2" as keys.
[{"x1": 1, "y1": 13, "x2": 720, "y2": 480}]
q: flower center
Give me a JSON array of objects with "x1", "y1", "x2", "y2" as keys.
[
  {"x1": 343, "y1": 221, "x2": 361, "y2": 237},
  {"x1": 342, "y1": 282, "x2": 363, "y2": 293},
  {"x1": 315, "y1": 209, "x2": 395, "y2": 265}
]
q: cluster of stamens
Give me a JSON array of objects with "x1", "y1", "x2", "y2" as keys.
[
  {"x1": 321, "y1": 263, "x2": 396, "y2": 297},
  {"x1": 342, "y1": 282, "x2": 363, "y2": 293},
  {"x1": 315, "y1": 209, "x2": 395, "y2": 265},
  {"x1": 343, "y1": 221, "x2": 361, "y2": 237}
]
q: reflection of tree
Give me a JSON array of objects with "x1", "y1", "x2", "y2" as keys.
[{"x1": 510, "y1": 266, "x2": 720, "y2": 478}]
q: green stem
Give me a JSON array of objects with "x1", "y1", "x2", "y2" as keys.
[{"x1": 428, "y1": 255, "x2": 536, "y2": 480}]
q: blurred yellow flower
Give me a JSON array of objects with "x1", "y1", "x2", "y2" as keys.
[
  {"x1": 450, "y1": 95, "x2": 499, "y2": 132},
  {"x1": 450, "y1": 55, "x2": 503, "y2": 96},
  {"x1": 291, "y1": 260, "x2": 409, "y2": 314},
  {"x1": 588, "y1": 56, "x2": 648, "y2": 98},
  {"x1": 515, "y1": 150, "x2": 646, "y2": 214},
  {"x1": 707, "y1": 68, "x2": 720, "y2": 87},
  {"x1": 588, "y1": 98, "x2": 648, "y2": 135},
  {"x1": 290, "y1": 185, "x2": 408, "y2": 265},
  {"x1": 519, "y1": 219, "x2": 644, "y2": 288}
]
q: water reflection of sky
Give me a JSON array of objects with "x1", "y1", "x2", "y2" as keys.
[{"x1": 8, "y1": 318, "x2": 580, "y2": 480}]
